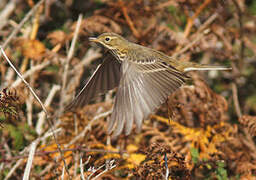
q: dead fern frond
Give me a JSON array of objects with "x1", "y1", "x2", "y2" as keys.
[
  {"x1": 239, "y1": 115, "x2": 256, "y2": 137},
  {"x1": 0, "y1": 88, "x2": 20, "y2": 125},
  {"x1": 133, "y1": 143, "x2": 191, "y2": 179},
  {"x1": 168, "y1": 76, "x2": 228, "y2": 127},
  {"x1": 153, "y1": 115, "x2": 233, "y2": 160},
  {"x1": 78, "y1": 15, "x2": 122, "y2": 35}
]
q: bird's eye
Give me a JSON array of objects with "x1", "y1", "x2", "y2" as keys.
[{"x1": 105, "y1": 37, "x2": 110, "y2": 42}]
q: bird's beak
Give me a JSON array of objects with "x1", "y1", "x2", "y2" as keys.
[{"x1": 89, "y1": 37, "x2": 98, "y2": 42}]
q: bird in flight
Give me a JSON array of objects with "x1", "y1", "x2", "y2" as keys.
[{"x1": 66, "y1": 32, "x2": 230, "y2": 137}]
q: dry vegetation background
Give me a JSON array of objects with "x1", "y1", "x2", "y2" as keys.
[{"x1": 0, "y1": 0, "x2": 256, "y2": 179}]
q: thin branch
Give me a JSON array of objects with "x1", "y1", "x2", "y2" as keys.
[
  {"x1": 61, "y1": 166, "x2": 65, "y2": 180},
  {"x1": 70, "y1": 48, "x2": 102, "y2": 74},
  {"x1": 231, "y1": 82, "x2": 242, "y2": 118},
  {"x1": 66, "y1": 109, "x2": 112, "y2": 147},
  {"x1": 121, "y1": 4, "x2": 140, "y2": 38},
  {"x1": 73, "y1": 114, "x2": 78, "y2": 178},
  {"x1": 4, "y1": 67, "x2": 15, "y2": 88},
  {"x1": 232, "y1": 0, "x2": 245, "y2": 67},
  {"x1": 172, "y1": 11, "x2": 219, "y2": 58},
  {"x1": 1, "y1": 0, "x2": 45, "y2": 50},
  {"x1": 228, "y1": 0, "x2": 244, "y2": 119},
  {"x1": 11, "y1": 61, "x2": 50, "y2": 88},
  {"x1": 183, "y1": 0, "x2": 212, "y2": 38},
  {"x1": 4, "y1": 159, "x2": 23, "y2": 180},
  {"x1": 23, "y1": 142, "x2": 38, "y2": 180},
  {"x1": 172, "y1": 29, "x2": 210, "y2": 59},
  {"x1": 26, "y1": 90, "x2": 33, "y2": 126},
  {"x1": 196, "y1": 12, "x2": 218, "y2": 34},
  {"x1": 91, "y1": 160, "x2": 116, "y2": 180},
  {"x1": 60, "y1": 14, "x2": 83, "y2": 113},
  {"x1": 0, "y1": 147, "x2": 121, "y2": 163},
  {"x1": 0, "y1": 1, "x2": 16, "y2": 30},
  {"x1": 164, "y1": 154, "x2": 169, "y2": 180},
  {"x1": 1, "y1": 47, "x2": 70, "y2": 179},
  {"x1": 0, "y1": 47, "x2": 48, "y2": 114},
  {"x1": 26, "y1": 61, "x2": 35, "y2": 126},
  {"x1": 36, "y1": 84, "x2": 61, "y2": 135},
  {"x1": 80, "y1": 155, "x2": 87, "y2": 180},
  {"x1": 74, "y1": 151, "x2": 79, "y2": 178}
]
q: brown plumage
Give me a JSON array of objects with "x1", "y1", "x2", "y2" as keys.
[{"x1": 66, "y1": 32, "x2": 231, "y2": 137}]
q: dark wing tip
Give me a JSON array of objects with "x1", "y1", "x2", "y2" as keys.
[{"x1": 64, "y1": 53, "x2": 121, "y2": 113}]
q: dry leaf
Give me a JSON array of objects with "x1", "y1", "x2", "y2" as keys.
[
  {"x1": 47, "y1": 30, "x2": 67, "y2": 46},
  {"x1": 15, "y1": 38, "x2": 46, "y2": 60}
]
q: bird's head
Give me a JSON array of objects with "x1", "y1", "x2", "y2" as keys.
[{"x1": 89, "y1": 33, "x2": 128, "y2": 51}]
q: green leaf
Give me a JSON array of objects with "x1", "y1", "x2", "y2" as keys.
[
  {"x1": 206, "y1": 163, "x2": 212, "y2": 170},
  {"x1": 6, "y1": 124, "x2": 25, "y2": 150},
  {"x1": 246, "y1": 94, "x2": 256, "y2": 111},
  {"x1": 168, "y1": 5, "x2": 177, "y2": 15},
  {"x1": 19, "y1": 123, "x2": 37, "y2": 141},
  {"x1": 249, "y1": 0, "x2": 256, "y2": 15},
  {"x1": 190, "y1": 148, "x2": 199, "y2": 164},
  {"x1": 216, "y1": 161, "x2": 228, "y2": 180}
]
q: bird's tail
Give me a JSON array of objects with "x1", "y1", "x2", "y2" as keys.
[{"x1": 183, "y1": 63, "x2": 231, "y2": 72}]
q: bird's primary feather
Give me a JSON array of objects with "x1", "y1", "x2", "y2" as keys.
[
  {"x1": 108, "y1": 60, "x2": 186, "y2": 136},
  {"x1": 65, "y1": 53, "x2": 121, "y2": 111}
]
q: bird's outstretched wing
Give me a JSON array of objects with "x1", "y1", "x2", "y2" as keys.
[
  {"x1": 65, "y1": 54, "x2": 121, "y2": 111},
  {"x1": 108, "y1": 60, "x2": 187, "y2": 137}
]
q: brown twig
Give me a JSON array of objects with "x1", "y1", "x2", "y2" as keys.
[
  {"x1": 72, "y1": 48, "x2": 102, "y2": 74},
  {"x1": 0, "y1": 1, "x2": 16, "y2": 30},
  {"x1": 27, "y1": 5, "x2": 39, "y2": 124},
  {"x1": 231, "y1": 82, "x2": 242, "y2": 118},
  {"x1": 231, "y1": 0, "x2": 245, "y2": 68},
  {"x1": 230, "y1": 0, "x2": 244, "y2": 119},
  {"x1": 0, "y1": 47, "x2": 48, "y2": 114},
  {"x1": 11, "y1": 61, "x2": 50, "y2": 87},
  {"x1": 66, "y1": 109, "x2": 112, "y2": 147},
  {"x1": 91, "y1": 160, "x2": 116, "y2": 180},
  {"x1": 173, "y1": 11, "x2": 218, "y2": 58},
  {"x1": 183, "y1": 0, "x2": 212, "y2": 38},
  {"x1": 59, "y1": 14, "x2": 83, "y2": 113},
  {"x1": 36, "y1": 84, "x2": 61, "y2": 135},
  {"x1": 172, "y1": 29, "x2": 210, "y2": 59},
  {"x1": 2, "y1": 127, "x2": 62, "y2": 179},
  {"x1": 1, "y1": 16, "x2": 72, "y2": 179},
  {"x1": 155, "y1": 0, "x2": 177, "y2": 10},
  {"x1": 4, "y1": 159, "x2": 23, "y2": 180},
  {"x1": 0, "y1": 147, "x2": 122, "y2": 163},
  {"x1": 1, "y1": 0, "x2": 45, "y2": 50},
  {"x1": 120, "y1": 1, "x2": 140, "y2": 38}
]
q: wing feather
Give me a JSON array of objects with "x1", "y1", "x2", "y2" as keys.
[
  {"x1": 65, "y1": 54, "x2": 121, "y2": 111},
  {"x1": 108, "y1": 60, "x2": 186, "y2": 136}
]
